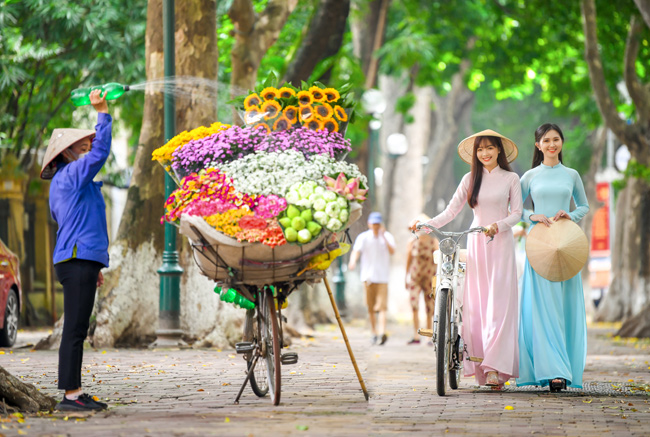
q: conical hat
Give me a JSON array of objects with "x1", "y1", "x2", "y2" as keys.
[
  {"x1": 525, "y1": 219, "x2": 589, "y2": 282},
  {"x1": 40, "y1": 128, "x2": 95, "y2": 179},
  {"x1": 457, "y1": 129, "x2": 518, "y2": 165}
]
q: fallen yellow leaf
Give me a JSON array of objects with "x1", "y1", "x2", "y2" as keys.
[
  {"x1": 504, "y1": 406, "x2": 514, "y2": 410},
  {"x1": 224, "y1": 417, "x2": 230, "y2": 423}
]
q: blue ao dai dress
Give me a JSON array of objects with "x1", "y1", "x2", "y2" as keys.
[{"x1": 517, "y1": 163, "x2": 589, "y2": 388}]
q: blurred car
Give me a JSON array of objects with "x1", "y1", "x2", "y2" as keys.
[{"x1": 0, "y1": 238, "x2": 21, "y2": 347}]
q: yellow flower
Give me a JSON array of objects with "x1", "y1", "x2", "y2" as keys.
[
  {"x1": 322, "y1": 117, "x2": 339, "y2": 133},
  {"x1": 260, "y1": 87, "x2": 279, "y2": 101},
  {"x1": 306, "y1": 118, "x2": 324, "y2": 131},
  {"x1": 244, "y1": 93, "x2": 262, "y2": 110},
  {"x1": 261, "y1": 100, "x2": 282, "y2": 119},
  {"x1": 278, "y1": 87, "x2": 296, "y2": 99},
  {"x1": 299, "y1": 105, "x2": 314, "y2": 122},
  {"x1": 323, "y1": 88, "x2": 340, "y2": 102},
  {"x1": 283, "y1": 105, "x2": 299, "y2": 124},
  {"x1": 244, "y1": 105, "x2": 263, "y2": 125},
  {"x1": 333, "y1": 105, "x2": 348, "y2": 122},
  {"x1": 152, "y1": 122, "x2": 229, "y2": 163},
  {"x1": 309, "y1": 86, "x2": 326, "y2": 102},
  {"x1": 273, "y1": 116, "x2": 291, "y2": 131},
  {"x1": 314, "y1": 102, "x2": 334, "y2": 119},
  {"x1": 296, "y1": 90, "x2": 313, "y2": 106}
]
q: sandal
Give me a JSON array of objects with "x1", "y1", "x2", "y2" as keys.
[
  {"x1": 486, "y1": 371, "x2": 499, "y2": 387},
  {"x1": 407, "y1": 339, "x2": 421, "y2": 345}
]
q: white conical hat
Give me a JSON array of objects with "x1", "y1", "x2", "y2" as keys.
[
  {"x1": 40, "y1": 128, "x2": 95, "y2": 179},
  {"x1": 457, "y1": 129, "x2": 518, "y2": 165},
  {"x1": 525, "y1": 219, "x2": 589, "y2": 282}
]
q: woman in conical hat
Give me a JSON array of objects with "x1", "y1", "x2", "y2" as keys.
[
  {"x1": 410, "y1": 129, "x2": 523, "y2": 389},
  {"x1": 41, "y1": 89, "x2": 112, "y2": 411},
  {"x1": 516, "y1": 123, "x2": 589, "y2": 393}
]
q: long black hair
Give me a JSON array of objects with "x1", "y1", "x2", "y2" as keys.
[
  {"x1": 467, "y1": 136, "x2": 512, "y2": 208},
  {"x1": 532, "y1": 123, "x2": 564, "y2": 168}
]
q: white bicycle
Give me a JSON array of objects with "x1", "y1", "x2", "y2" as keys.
[{"x1": 413, "y1": 222, "x2": 488, "y2": 396}]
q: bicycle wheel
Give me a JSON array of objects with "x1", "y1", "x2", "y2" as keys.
[
  {"x1": 243, "y1": 308, "x2": 268, "y2": 397},
  {"x1": 435, "y1": 288, "x2": 449, "y2": 396},
  {"x1": 449, "y1": 321, "x2": 461, "y2": 390},
  {"x1": 260, "y1": 288, "x2": 282, "y2": 405}
]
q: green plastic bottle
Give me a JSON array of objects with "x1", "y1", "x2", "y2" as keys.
[
  {"x1": 218, "y1": 287, "x2": 255, "y2": 310},
  {"x1": 70, "y1": 82, "x2": 130, "y2": 107}
]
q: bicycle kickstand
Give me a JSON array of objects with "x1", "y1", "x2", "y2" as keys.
[{"x1": 233, "y1": 354, "x2": 260, "y2": 405}]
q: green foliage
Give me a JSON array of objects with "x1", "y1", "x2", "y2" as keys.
[
  {"x1": 613, "y1": 159, "x2": 650, "y2": 191},
  {"x1": 0, "y1": 0, "x2": 146, "y2": 172}
]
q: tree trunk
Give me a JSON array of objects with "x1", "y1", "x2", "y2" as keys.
[
  {"x1": 422, "y1": 64, "x2": 475, "y2": 231},
  {"x1": 0, "y1": 366, "x2": 57, "y2": 413},
  {"x1": 581, "y1": 0, "x2": 650, "y2": 335},
  {"x1": 579, "y1": 127, "x2": 607, "y2": 316},
  {"x1": 282, "y1": 0, "x2": 350, "y2": 86},
  {"x1": 229, "y1": 0, "x2": 298, "y2": 123}
]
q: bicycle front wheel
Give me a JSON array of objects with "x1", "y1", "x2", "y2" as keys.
[
  {"x1": 261, "y1": 288, "x2": 282, "y2": 405},
  {"x1": 435, "y1": 288, "x2": 449, "y2": 396}
]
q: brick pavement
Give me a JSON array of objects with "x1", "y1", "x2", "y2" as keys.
[{"x1": 1, "y1": 322, "x2": 649, "y2": 436}]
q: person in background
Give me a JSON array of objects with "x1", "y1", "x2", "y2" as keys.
[
  {"x1": 405, "y1": 215, "x2": 438, "y2": 345},
  {"x1": 348, "y1": 212, "x2": 395, "y2": 345},
  {"x1": 40, "y1": 89, "x2": 112, "y2": 411}
]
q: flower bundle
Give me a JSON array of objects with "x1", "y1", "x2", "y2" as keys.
[
  {"x1": 231, "y1": 73, "x2": 356, "y2": 136},
  {"x1": 170, "y1": 125, "x2": 351, "y2": 180},
  {"x1": 155, "y1": 80, "x2": 367, "y2": 248},
  {"x1": 152, "y1": 122, "x2": 230, "y2": 179}
]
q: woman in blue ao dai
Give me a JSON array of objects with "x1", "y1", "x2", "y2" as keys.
[{"x1": 517, "y1": 123, "x2": 589, "y2": 391}]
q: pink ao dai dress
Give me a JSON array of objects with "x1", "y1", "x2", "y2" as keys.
[{"x1": 426, "y1": 166, "x2": 522, "y2": 385}]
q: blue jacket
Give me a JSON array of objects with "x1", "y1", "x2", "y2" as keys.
[{"x1": 50, "y1": 112, "x2": 112, "y2": 267}]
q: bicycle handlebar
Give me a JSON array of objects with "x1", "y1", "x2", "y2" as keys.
[{"x1": 413, "y1": 222, "x2": 493, "y2": 243}]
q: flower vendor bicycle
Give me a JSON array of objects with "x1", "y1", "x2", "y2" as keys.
[
  {"x1": 154, "y1": 78, "x2": 369, "y2": 406},
  {"x1": 413, "y1": 222, "x2": 488, "y2": 396}
]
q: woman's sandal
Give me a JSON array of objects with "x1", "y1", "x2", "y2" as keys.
[
  {"x1": 486, "y1": 371, "x2": 499, "y2": 387},
  {"x1": 549, "y1": 378, "x2": 567, "y2": 393}
]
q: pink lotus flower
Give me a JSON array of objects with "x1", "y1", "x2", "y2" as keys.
[{"x1": 324, "y1": 172, "x2": 367, "y2": 201}]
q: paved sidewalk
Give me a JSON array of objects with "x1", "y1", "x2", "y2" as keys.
[{"x1": 1, "y1": 322, "x2": 649, "y2": 436}]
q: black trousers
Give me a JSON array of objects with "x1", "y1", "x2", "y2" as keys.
[{"x1": 54, "y1": 258, "x2": 102, "y2": 390}]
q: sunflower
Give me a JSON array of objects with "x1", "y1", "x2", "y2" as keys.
[
  {"x1": 322, "y1": 118, "x2": 339, "y2": 133},
  {"x1": 261, "y1": 100, "x2": 282, "y2": 120},
  {"x1": 333, "y1": 105, "x2": 348, "y2": 122},
  {"x1": 314, "y1": 102, "x2": 334, "y2": 119},
  {"x1": 260, "y1": 87, "x2": 280, "y2": 101},
  {"x1": 299, "y1": 105, "x2": 314, "y2": 122},
  {"x1": 273, "y1": 116, "x2": 292, "y2": 131},
  {"x1": 323, "y1": 88, "x2": 340, "y2": 102},
  {"x1": 244, "y1": 105, "x2": 263, "y2": 125},
  {"x1": 283, "y1": 105, "x2": 299, "y2": 124},
  {"x1": 306, "y1": 118, "x2": 324, "y2": 131},
  {"x1": 278, "y1": 87, "x2": 296, "y2": 99},
  {"x1": 309, "y1": 86, "x2": 326, "y2": 102},
  {"x1": 244, "y1": 93, "x2": 262, "y2": 110},
  {"x1": 253, "y1": 123, "x2": 271, "y2": 134},
  {"x1": 296, "y1": 90, "x2": 313, "y2": 106}
]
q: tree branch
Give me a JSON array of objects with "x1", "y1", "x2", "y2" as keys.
[
  {"x1": 581, "y1": 0, "x2": 635, "y2": 152},
  {"x1": 364, "y1": 0, "x2": 390, "y2": 89},
  {"x1": 624, "y1": 15, "x2": 650, "y2": 122},
  {"x1": 634, "y1": 0, "x2": 650, "y2": 28}
]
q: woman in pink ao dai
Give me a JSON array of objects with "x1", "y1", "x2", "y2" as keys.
[{"x1": 415, "y1": 130, "x2": 522, "y2": 388}]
